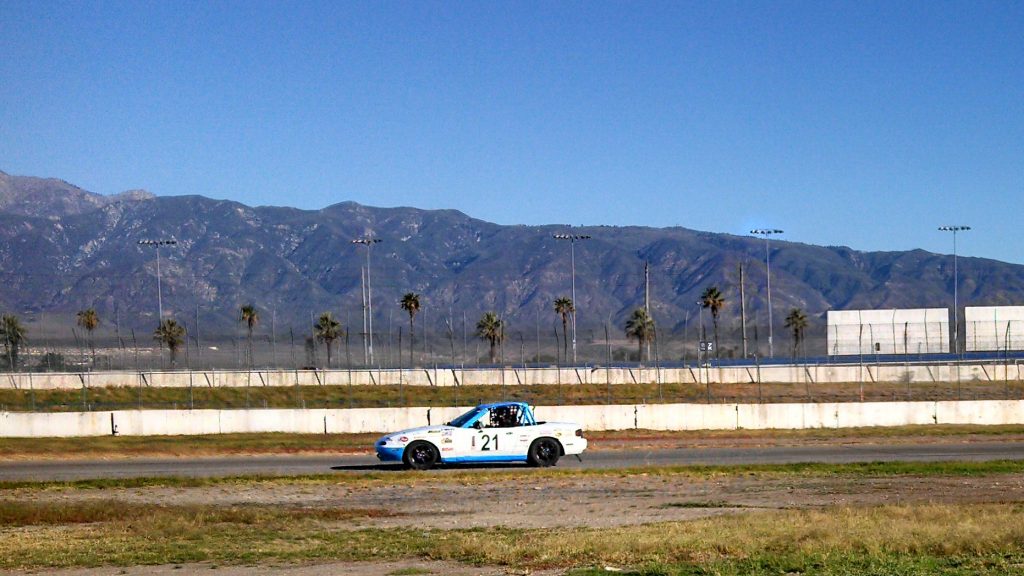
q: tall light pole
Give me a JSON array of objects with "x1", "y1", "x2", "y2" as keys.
[
  {"x1": 553, "y1": 232, "x2": 591, "y2": 365},
  {"x1": 751, "y1": 229, "x2": 783, "y2": 358},
  {"x1": 352, "y1": 237, "x2": 382, "y2": 365},
  {"x1": 939, "y1": 225, "x2": 970, "y2": 355},
  {"x1": 138, "y1": 238, "x2": 178, "y2": 320}
]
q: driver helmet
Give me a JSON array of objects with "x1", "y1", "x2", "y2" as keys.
[{"x1": 490, "y1": 405, "x2": 518, "y2": 427}]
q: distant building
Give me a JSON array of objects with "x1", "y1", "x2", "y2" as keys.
[
  {"x1": 965, "y1": 306, "x2": 1024, "y2": 352},
  {"x1": 826, "y1": 309, "x2": 949, "y2": 356}
]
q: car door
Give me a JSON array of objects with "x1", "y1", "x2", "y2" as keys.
[
  {"x1": 445, "y1": 421, "x2": 501, "y2": 461},
  {"x1": 472, "y1": 424, "x2": 517, "y2": 458},
  {"x1": 449, "y1": 413, "x2": 521, "y2": 461}
]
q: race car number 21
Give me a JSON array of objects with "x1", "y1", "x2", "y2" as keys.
[{"x1": 480, "y1": 434, "x2": 498, "y2": 451}]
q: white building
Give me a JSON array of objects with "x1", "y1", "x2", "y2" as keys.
[
  {"x1": 965, "y1": 306, "x2": 1024, "y2": 352},
  {"x1": 826, "y1": 308, "x2": 949, "y2": 356}
]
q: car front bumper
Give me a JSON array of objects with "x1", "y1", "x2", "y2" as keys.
[{"x1": 375, "y1": 445, "x2": 404, "y2": 462}]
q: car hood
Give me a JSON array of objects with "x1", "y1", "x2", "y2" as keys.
[{"x1": 378, "y1": 424, "x2": 454, "y2": 439}]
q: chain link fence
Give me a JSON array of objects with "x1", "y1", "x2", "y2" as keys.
[
  {"x1": 3, "y1": 366, "x2": 1024, "y2": 413},
  {"x1": 6, "y1": 312, "x2": 1024, "y2": 372}
]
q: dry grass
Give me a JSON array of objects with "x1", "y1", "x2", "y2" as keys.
[
  {"x1": 1, "y1": 501, "x2": 1023, "y2": 570},
  {"x1": 3, "y1": 459, "x2": 1024, "y2": 494},
  {"x1": 2, "y1": 378, "x2": 1023, "y2": 413},
  {"x1": 0, "y1": 432, "x2": 380, "y2": 459},
  {"x1": 3, "y1": 425, "x2": 1024, "y2": 460},
  {"x1": 591, "y1": 424, "x2": 1024, "y2": 443},
  {"x1": 0, "y1": 499, "x2": 397, "y2": 527}
]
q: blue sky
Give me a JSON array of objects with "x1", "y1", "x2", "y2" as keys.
[{"x1": 2, "y1": 1, "x2": 1021, "y2": 263}]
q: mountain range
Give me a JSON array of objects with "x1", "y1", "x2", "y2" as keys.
[{"x1": 2, "y1": 169, "x2": 1022, "y2": 349}]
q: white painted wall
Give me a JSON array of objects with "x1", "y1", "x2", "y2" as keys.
[{"x1": 2, "y1": 400, "x2": 1021, "y2": 438}]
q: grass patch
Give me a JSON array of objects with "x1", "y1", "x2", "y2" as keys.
[
  {"x1": 3, "y1": 459, "x2": 1024, "y2": 491},
  {"x1": 0, "y1": 432, "x2": 380, "y2": 459},
  {"x1": 0, "y1": 500, "x2": 396, "y2": 527},
  {"x1": 2, "y1": 425, "x2": 1024, "y2": 460},
  {"x1": 1, "y1": 502, "x2": 1024, "y2": 570},
  {"x1": 659, "y1": 500, "x2": 734, "y2": 509},
  {"x1": 594, "y1": 424, "x2": 1024, "y2": 442},
  {"x1": 4, "y1": 378, "x2": 1022, "y2": 413},
  {"x1": 0, "y1": 381, "x2": 709, "y2": 412},
  {"x1": 566, "y1": 554, "x2": 1024, "y2": 575}
]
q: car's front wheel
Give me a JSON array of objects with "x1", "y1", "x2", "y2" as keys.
[
  {"x1": 403, "y1": 441, "x2": 439, "y2": 470},
  {"x1": 527, "y1": 437, "x2": 561, "y2": 467}
]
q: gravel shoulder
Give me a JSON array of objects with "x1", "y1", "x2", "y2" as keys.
[
  {"x1": 6, "y1": 430, "x2": 1024, "y2": 575},
  {"x1": 8, "y1": 466, "x2": 1024, "y2": 575},
  {"x1": 13, "y1": 469, "x2": 1024, "y2": 530}
]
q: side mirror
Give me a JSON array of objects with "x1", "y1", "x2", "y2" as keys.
[{"x1": 473, "y1": 421, "x2": 483, "y2": 430}]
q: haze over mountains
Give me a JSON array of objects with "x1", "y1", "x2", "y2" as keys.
[{"x1": 1, "y1": 169, "x2": 1022, "y2": 343}]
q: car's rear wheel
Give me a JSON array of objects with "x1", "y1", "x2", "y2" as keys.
[
  {"x1": 403, "y1": 441, "x2": 439, "y2": 470},
  {"x1": 527, "y1": 437, "x2": 561, "y2": 467}
]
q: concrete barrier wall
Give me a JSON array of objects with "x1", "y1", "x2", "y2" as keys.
[
  {"x1": 3, "y1": 400, "x2": 1022, "y2": 438},
  {"x1": 4, "y1": 361, "x2": 1023, "y2": 392}
]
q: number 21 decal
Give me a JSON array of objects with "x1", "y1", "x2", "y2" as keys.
[{"x1": 480, "y1": 434, "x2": 498, "y2": 451}]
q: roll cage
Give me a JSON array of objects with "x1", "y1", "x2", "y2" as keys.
[{"x1": 446, "y1": 402, "x2": 537, "y2": 428}]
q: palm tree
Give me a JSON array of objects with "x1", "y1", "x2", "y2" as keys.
[
  {"x1": 553, "y1": 297, "x2": 574, "y2": 363},
  {"x1": 239, "y1": 304, "x2": 259, "y2": 368},
  {"x1": 624, "y1": 308, "x2": 655, "y2": 363},
  {"x1": 784, "y1": 308, "x2": 809, "y2": 359},
  {"x1": 0, "y1": 314, "x2": 27, "y2": 371},
  {"x1": 153, "y1": 319, "x2": 186, "y2": 368},
  {"x1": 700, "y1": 286, "x2": 726, "y2": 356},
  {"x1": 76, "y1": 308, "x2": 100, "y2": 367},
  {"x1": 399, "y1": 292, "x2": 420, "y2": 367},
  {"x1": 476, "y1": 312, "x2": 505, "y2": 364},
  {"x1": 314, "y1": 312, "x2": 342, "y2": 368}
]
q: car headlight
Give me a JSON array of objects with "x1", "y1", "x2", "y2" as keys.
[{"x1": 378, "y1": 435, "x2": 409, "y2": 446}]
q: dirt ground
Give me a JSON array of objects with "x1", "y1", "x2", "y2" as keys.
[
  {"x1": 11, "y1": 467, "x2": 1024, "y2": 575},
  {"x1": 17, "y1": 469, "x2": 1024, "y2": 531},
  {"x1": 8, "y1": 434, "x2": 1024, "y2": 575}
]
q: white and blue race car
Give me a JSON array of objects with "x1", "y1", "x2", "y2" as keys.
[{"x1": 375, "y1": 401, "x2": 587, "y2": 470}]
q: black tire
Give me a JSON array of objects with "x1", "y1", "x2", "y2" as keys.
[
  {"x1": 527, "y1": 437, "x2": 561, "y2": 467},
  {"x1": 403, "y1": 441, "x2": 439, "y2": 470}
]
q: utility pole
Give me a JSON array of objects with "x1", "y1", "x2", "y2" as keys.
[
  {"x1": 353, "y1": 237, "x2": 383, "y2": 365},
  {"x1": 939, "y1": 226, "x2": 970, "y2": 355},
  {"x1": 739, "y1": 262, "x2": 748, "y2": 357},
  {"x1": 364, "y1": 266, "x2": 372, "y2": 362},
  {"x1": 138, "y1": 238, "x2": 178, "y2": 320},
  {"x1": 195, "y1": 304, "x2": 201, "y2": 364},
  {"x1": 271, "y1": 308, "x2": 277, "y2": 367},
  {"x1": 750, "y1": 229, "x2": 783, "y2": 358},
  {"x1": 644, "y1": 261, "x2": 650, "y2": 312},
  {"x1": 644, "y1": 260, "x2": 651, "y2": 360},
  {"x1": 553, "y1": 232, "x2": 592, "y2": 365}
]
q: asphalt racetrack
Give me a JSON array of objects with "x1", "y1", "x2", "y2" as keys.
[{"x1": 3, "y1": 440, "x2": 1024, "y2": 482}]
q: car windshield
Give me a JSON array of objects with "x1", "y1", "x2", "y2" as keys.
[{"x1": 447, "y1": 406, "x2": 486, "y2": 428}]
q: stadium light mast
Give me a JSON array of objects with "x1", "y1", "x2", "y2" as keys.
[
  {"x1": 138, "y1": 238, "x2": 178, "y2": 320},
  {"x1": 939, "y1": 225, "x2": 970, "y2": 355},
  {"x1": 352, "y1": 237, "x2": 383, "y2": 365},
  {"x1": 750, "y1": 229, "x2": 784, "y2": 358},
  {"x1": 553, "y1": 232, "x2": 591, "y2": 365}
]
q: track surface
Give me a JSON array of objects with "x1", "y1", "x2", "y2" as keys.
[{"x1": 3, "y1": 440, "x2": 1024, "y2": 482}]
